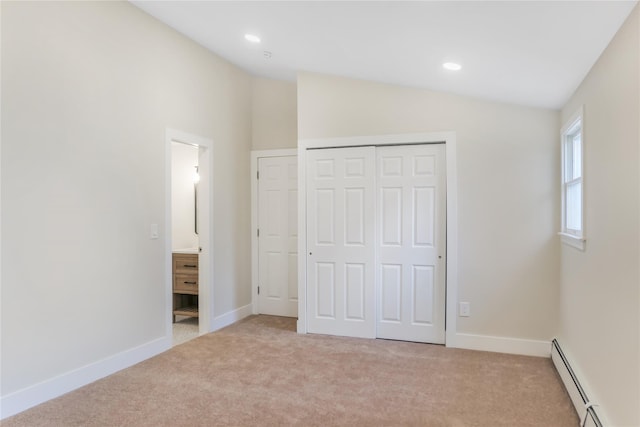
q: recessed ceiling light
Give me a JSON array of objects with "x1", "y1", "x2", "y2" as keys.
[
  {"x1": 442, "y1": 62, "x2": 462, "y2": 71},
  {"x1": 244, "y1": 34, "x2": 261, "y2": 43}
]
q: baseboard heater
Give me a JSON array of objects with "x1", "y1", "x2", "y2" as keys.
[{"x1": 551, "y1": 339, "x2": 603, "y2": 427}]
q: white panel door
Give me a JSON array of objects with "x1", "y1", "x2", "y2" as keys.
[
  {"x1": 306, "y1": 147, "x2": 376, "y2": 338},
  {"x1": 258, "y1": 156, "x2": 298, "y2": 317},
  {"x1": 376, "y1": 144, "x2": 446, "y2": 343}
]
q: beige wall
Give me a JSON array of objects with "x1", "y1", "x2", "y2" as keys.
[
  {"x1": 1, "y1": 0, "x2": 252, "y2": 398},
  {"x1": 298, "y1": 72, "x2": 560, "y2": 341},
  {"x1": 4, "y1": 0, "x2": 636, "y2": 422},
  {"x1": 251, "y1": 77, "x2": 297, "y2": 150},
  {"x1": 559, "y1": 5, "x2": 639, "y2": 426}
]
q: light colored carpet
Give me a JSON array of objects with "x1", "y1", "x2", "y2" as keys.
[
  {"x1": 3, "y1": 315, "x2": 579, "y2": 426},
  {"x1": 173, "y1": 315, "x2": 199, "y2": 346}
]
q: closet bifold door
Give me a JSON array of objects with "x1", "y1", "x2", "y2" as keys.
[
  {"x1": 376, "y1": 144, "x2": 446, "y2": 344},
  {"x1": 306, "y1": 146, "x2": 376, "y2": 339}
]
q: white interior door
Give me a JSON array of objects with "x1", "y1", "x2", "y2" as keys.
[
  {"x1": 376, "y1": 144, "x2": 446, "y2": 343},
  {"x1": 257, "y1": 156, "x2": 298, "y2": 317},
  {"x1": 306, "y1": 147, "x2": 376, "y2": 338}
]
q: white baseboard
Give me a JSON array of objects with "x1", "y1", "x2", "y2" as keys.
[
  {"x1": 211, "y1": 303, "x2": 253, "y2": 331},
  {"x1": 0, "y1": 336, "x2": 171, "y2": 420},
  {"x1": 455, "y1": 333, "x2": 551, "y2": 357}
]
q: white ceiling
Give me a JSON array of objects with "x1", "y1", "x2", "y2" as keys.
[{"x1": 131, "y1": 1, "x2": 637, "y2": 109}]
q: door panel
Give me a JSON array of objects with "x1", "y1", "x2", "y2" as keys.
[
  {"x1": 316, "y1": 262, "x2": 336, "y2": 318},
  {"x1": 414, "y1": 187, "x2": 435, "y2": 246},
  {"x1": 315, "y1": 189, "x2": 335, "y2": 244},
  {"x1": 307, "y1": 147, "x2": 376, "y2": 338},
  {"x1": 376, "y1": 144, "x2": 446, "y2": 343},
  {"x1": 258, "y1": 155, "x2": 298, "y2": 317},
  {"x1": 381, "y1": 187, "x2": 403, "y2": 245},
  {"x1": 412, "y1": 265, "x2": 434, "y2": 324},
  {"x1": 345, "y1": 189, "x2": 365, "y2": 245},
  {"x1": 345, "y1": 263, "x2": 365, "y2": 320},
  {"x1": 381, "y1": 264, "x2": 402, "y2": 321}
]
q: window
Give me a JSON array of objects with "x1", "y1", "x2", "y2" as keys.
[{"x1": 560, "y1": 107, "x2": 585, "y2": 250}]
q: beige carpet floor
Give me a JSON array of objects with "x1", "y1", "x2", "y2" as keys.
[{"x1": 3, "y1": 315, "x2": 579, "y2": 427}]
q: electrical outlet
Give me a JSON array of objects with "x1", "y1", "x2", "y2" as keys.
[
  {"x1": 150, "y1": 223, "x2": 159, "y2": 239},
  {"x1": 459, "y1": 302, "x2": 471, "y2": 317}
]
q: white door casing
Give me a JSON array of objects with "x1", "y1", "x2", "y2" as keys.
[
  {"x1": 257, "y1": 156, "x2": 298, "y2": 317},
  {"x1": 376, "y1": 144, "x2": 446, "y2": 343},
  {"x1": 165, "y1": 128, "x2": 214, "y2": 340},
  {"x1": 306, "y1": 147, "x2": 376, "y2": 338}
]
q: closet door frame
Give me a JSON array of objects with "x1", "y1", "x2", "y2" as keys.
[{"x1": 297, "y1": 132, "x2": 459, "y2": 348}]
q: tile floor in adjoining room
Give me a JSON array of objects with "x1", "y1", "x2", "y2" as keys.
[{"x1": 172, "y1": 315, "x2": 198, "y2": 346}]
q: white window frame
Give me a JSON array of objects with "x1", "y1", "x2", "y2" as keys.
[{"x1": 559, "y1": 106, "x2": 585, "y2": 250}]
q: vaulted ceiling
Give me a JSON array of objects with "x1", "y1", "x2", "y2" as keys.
[{"x1": 131, "y1": 1, "x2": 637, "y2": 109}]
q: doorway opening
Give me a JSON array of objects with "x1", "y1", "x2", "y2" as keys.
[
  {"x1": 166, "y1": 129, "x2": 214, "y2": 347},
  {"x1": 171, "y1": 141, "x2": 200, "y2": 345}
]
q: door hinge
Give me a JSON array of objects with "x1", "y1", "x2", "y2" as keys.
[
  {"x1": 257, "y1": 171, "x2": 259, "y2": 180},
  {"x1": 257, "y1": 228, "x2": 260, "y2": 237},
  {"x1": 257, "y1": 286, "x2": 260, "y2": 295}
]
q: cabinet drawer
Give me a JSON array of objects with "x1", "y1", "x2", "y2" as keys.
[
  {"x1": 173, "y1": 254, "x2": 198, "y2": 275},
  {"x1": 174, "y1": 274, "x2": 198, "y2": 294}
]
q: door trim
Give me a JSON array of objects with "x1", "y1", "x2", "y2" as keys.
[
  {"x1": 250, "y1": 149, "x2": 298, "y2": 315},
  {"x1": 297, "y1": 132, "x2": 458, "y2": 347},
  {"x1": 165, "y1": 128, "x2": 215, "y2": 338}
]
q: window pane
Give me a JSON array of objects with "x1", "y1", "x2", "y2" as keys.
[
  {"x1": 564, "y1": 139, "x2": 573, "y2": 182},
  {"x1": 572, "y1": 133, "x2": 581, "y2": 179},
  {"x1": 566, "y1": 181, "x2": 582, "y2": 231}
]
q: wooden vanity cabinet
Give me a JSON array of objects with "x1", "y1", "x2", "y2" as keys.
[{"x1": 172, "y1": 253, "x2": 198, "y2": 322}]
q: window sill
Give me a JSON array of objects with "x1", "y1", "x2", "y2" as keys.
[{"x1": 558, "y1": 232, "x2": 586, "y2": 251}]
